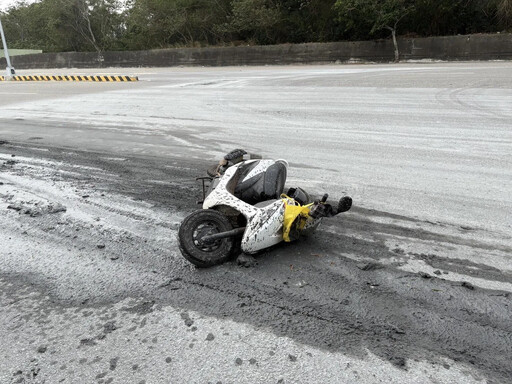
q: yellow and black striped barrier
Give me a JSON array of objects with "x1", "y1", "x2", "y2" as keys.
[{"x1": 0, "y1": 75, "x2": 138, "y2": 82}]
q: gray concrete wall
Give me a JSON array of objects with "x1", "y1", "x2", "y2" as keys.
[{"x1": 2, "y1": 33, "x2": 511, "y2": 69}]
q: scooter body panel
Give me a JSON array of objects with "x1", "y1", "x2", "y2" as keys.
[
  {"x1": 241, "y1": 199, "x2": 285, "y2": 254},
  {"x1": 202, "y1": 160, "x2": 290, "y2": 254}
]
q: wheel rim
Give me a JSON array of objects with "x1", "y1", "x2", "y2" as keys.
[{"x1": 192, "y1": 221, "x2": 222, "y2": 252}]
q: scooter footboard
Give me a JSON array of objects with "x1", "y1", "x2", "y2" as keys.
[{"x1": 241, "y1": 200, "x2": 285, "y2": 254}]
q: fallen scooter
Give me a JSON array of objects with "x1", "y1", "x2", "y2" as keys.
[{"x1": 178, "y1": 150, "x2": 352, "y2": 267}]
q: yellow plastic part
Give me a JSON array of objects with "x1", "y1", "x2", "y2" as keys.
[{"x1": 281, "y1": 195, "x2": 312, "y2": 242}]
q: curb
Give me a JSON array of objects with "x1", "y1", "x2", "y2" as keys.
[{"x1": 0, "y1": 75, "x2": 138, "y2": 82}]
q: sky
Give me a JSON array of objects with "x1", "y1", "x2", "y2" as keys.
[
  {"x1": 0, "y1": 0, "x2": 128, "y2": 11},
  {"x1": 0, "y1": 0, "x2": 38, "y2": 11}
]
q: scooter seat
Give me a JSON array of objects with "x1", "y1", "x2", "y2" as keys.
[{"x1": 234, "y1": 161, "x2": 287, "y2": 205}]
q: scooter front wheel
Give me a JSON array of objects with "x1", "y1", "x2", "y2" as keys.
[{"x1": 178, "y1": 209, "x2": 235, "y2": 268}]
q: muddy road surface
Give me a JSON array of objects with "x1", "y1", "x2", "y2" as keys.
[
  {"x1": 1, "y1": 141, "x2": 510, "y2": 384},
  {"x1": 1, "y1": 64, "x2": 512, "y2": 383}
]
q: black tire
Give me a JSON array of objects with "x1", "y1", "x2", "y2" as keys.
[
  {"x1": 178, "y1": 209, "x2": 235, "y2": 268},
  {"x1": 338, "y1": 196, "x2": 353, "y2": 213}
]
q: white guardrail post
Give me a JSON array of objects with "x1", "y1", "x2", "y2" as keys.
[{"x1": 0, "y1": 16, "x2": 16, "y2": 79}]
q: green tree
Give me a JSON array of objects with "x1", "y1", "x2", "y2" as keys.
[
  {"x1": 124, "y1": 0, "x2": 231, "y2": 49},
  {"x1": 497, "y1": 0, "x2": 512, "y2": 29},
  {"x1": 272, "y1": 0, "x2": 342, "y2": 43},
  {"x1": 1, "y1": 1, "x2": 56, "y2": 51},
  {"x1": 1, "y1": 0, "x2": 510, "y2": 52},
  {"x1": 335, "y1": 0, "x2": 415, "y2": 61},
  {"x1": 216, "y1": 0, "x2": 280, "y2": 44},
  {"x1": 406, "y1": 0, "x2": 499, "y2": 36},
  {"x1": 1, "y1": 0, "x2": 125, "y2": 53},
  {"x1": 403, "y1": 0, "x2": 464, "y2": 36},
  {"x1": 52, "y1": 0, "x2": 125, "y2": 56}
]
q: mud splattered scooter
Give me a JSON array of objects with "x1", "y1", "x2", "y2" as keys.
[{"x1": 178, "y1": 150, "x2": 352, "y2": 267}]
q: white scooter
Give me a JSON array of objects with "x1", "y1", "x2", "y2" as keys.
[{"x1": 178, "y1": 150, "x2": 352, "y2": 267}]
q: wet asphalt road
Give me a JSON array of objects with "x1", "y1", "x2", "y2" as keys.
[{"x1": 1, "y1": 64, "x2": 512, "y2": 383}]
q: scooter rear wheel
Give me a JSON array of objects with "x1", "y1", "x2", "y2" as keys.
[{"x1": 178, "y1": 209, "x2": 235, "y2": 268}]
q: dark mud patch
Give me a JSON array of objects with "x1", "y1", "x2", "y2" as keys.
[
  {"x1": 288, "y1": 162, "x2": 325, "y2": 171},
  {"x1": 356, "y1": 262, "x2": 383, "y2": 271},
  {"x1": 123, "y1": 301, "x2": 155, "y2": 315},
  {"x1": 331, "y1": 212, "x2": 512, "y2": 254},
  {"x1": 7, "y1": 202, "x2": 66, "y2": 217},
  {"x1": 352, "y1": 206, "x2": 424, "y2": 224},
  {"x1": 412, "y1": 252, "x2": 512, "y2": 284},
  {"x1": 152, "y1": 229, "x2": 512, "y2": 383},
  {"x1": 80, "y1": 338, "x2": 97, "y2": 347},
  {"x1": 180, "y1": 312, "x2": 194, "y2": 327},
  {"x1": 103, "y1": 321, "x2": 118, "y2": 334},
  {"x1": 0, "y1": 141, "x2": 201, "y2": 212},
  {"x1": 109, "y1": 357, "x2": 119, "y2": 371}
]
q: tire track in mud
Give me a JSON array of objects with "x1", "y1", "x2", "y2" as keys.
[
  {"x1": 435, "y1": 84, "x2": 512, "y2": 122},
  {"x1": 1, "y1": 140, "x2": 512, "y2": 383}
]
